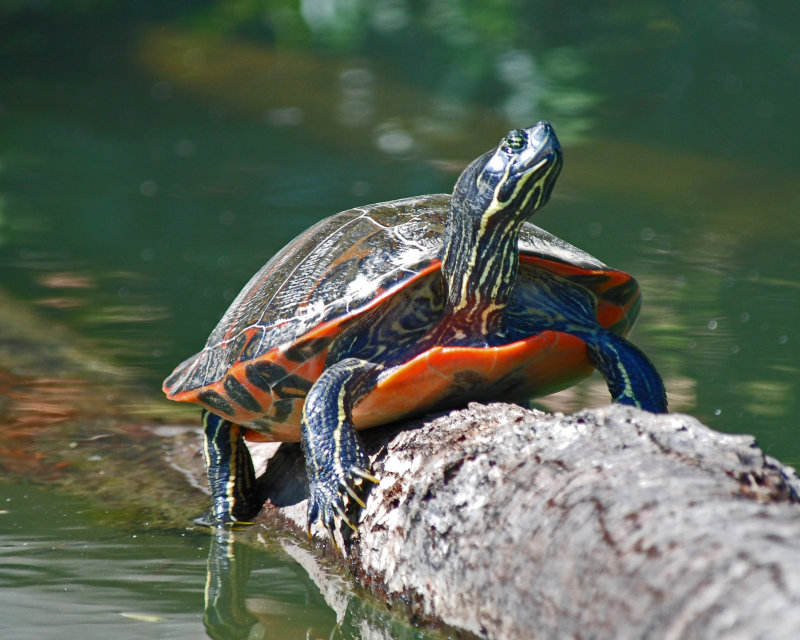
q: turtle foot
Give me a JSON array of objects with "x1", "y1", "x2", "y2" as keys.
[
  {"x1": 299, "y1": 358, "x2": 383, "y2": 542},
  {"x1": 306, "y1": 465, "x2": 379, "y2": 541}
]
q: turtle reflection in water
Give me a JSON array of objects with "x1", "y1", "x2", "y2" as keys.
[{"x1": 163, "y1": 122, "x2": 667, "y2": 537}]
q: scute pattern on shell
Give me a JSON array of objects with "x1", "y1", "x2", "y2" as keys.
[
  {"x1": 166, "y1": 196, "x2": 444, "y2": 394},
  {"x1": 165, "y1": 193, "x2": 607, "y2": 394}
]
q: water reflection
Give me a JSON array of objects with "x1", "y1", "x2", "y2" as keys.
[
  {"x1": 204, "y1": 529, "x2": 258, "y2": 639},
  {"x1": 0, "y1": 482, "x2": 343, "y2": 640},
  {"x1": 203, "y1": 529, "x2": 340, "y2": 640},
  {"x1": 201, "y1": 523, "x2": 444, "y2": 640}
]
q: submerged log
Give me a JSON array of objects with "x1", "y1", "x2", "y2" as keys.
[{"x1": 254, "y1": 403, "x2": 800, "y2": 639}]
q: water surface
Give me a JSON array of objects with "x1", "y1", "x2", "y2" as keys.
[{"x1": 1, "y1": 2, "x2": 798, "y2": 637}]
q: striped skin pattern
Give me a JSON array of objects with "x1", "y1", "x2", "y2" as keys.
[
  {"x1": 200, "y1": 410, "x2": 257, "y2": 524},
  {"x1": 164, "y1": 123, "x2": 667, "y2": 533}
]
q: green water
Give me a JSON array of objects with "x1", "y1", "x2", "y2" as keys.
[
  {"x1": 0, "y1": 482, "x2": 339, "y2": 639},
  {"x1": 1, "y1": 2, "x2": 799, "y2": 638}
]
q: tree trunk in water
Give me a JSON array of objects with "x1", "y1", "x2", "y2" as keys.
[{"x1": 255, "y1": 403, "x2": 800, "y2": 639}]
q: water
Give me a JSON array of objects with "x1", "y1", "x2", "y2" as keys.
[
  {"x1": 0, "y1": 483, "x2": 340, "y2": 639},
  {"x1": 1, "y1": 2, "x2": 798, "y2": 637},
  {"x1": 1, "y1": 482, "x2": 208, "y2": 638}
]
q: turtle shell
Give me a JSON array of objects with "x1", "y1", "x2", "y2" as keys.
[{"x1": 163, "y1": 194, "x2": 639, "y2": 441}]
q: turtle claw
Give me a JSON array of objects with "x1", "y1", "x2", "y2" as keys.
[
  {"x1": 328, "y1": 518, "x2": 341, "y2": 551},
  {"x1": 344, "y1": 483, "x2": 367, "y2": 509},
  {"x1": 332, "y1": 498, "x2": 349, "y2": 522},
  {"x1": 339, "y1": 510, "x2": 359, "y2": 533},
  {"x1": 352, "y1": 467, "x2": 380, "y2": 484}
]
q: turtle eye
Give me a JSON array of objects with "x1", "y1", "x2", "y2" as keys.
[{"x1": 502, "y1": 130, "x2": 527, "y2": 153}]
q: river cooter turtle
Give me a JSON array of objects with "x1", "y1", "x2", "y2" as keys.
[{"x1": 163, "y1": 121, "x2": 667, "y2": 535}]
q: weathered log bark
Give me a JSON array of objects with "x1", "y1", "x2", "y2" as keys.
[{"x1": 254, "y1": 402, "x2": 800, "y2": 639}]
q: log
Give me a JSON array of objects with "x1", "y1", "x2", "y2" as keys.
[{"x1": 252, "y1": 402, "x2": 800, "y2": 639}]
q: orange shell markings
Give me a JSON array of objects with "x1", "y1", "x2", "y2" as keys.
[{"x1": 352, "y1": 330, "x2": 593, "y2": 428}]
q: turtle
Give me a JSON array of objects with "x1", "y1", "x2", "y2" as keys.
[{"x1": 163, "y1": 121, "x2": 667, "y2": 534}]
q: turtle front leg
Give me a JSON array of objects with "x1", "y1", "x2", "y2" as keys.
[
  {"x1": 301, "y1": 358, "x2": 380, "y2": 537},
  {"x1": 200, "y1": 409, "x2": 262, "y2": 525},
  {"x1": 581, "y1": 329, "x2": 668, "y2": 413}
]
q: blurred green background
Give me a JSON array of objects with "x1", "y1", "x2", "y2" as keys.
[{"x1": 1, "y1": 1, "x2": 798, "y2": 637}]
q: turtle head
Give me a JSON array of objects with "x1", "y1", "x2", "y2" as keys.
[
  {"x1": 451, "y1": 121, "x2": 563, "y2": 226},
  {"x1": 441, "y1": 122, "x2": 563, "y2": 336}
]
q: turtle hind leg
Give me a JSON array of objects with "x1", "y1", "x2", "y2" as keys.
[
  {"x1": 582, "y1": 330, "x2": 668, "y2": 413},
  {"x1": 301, "y1": 358, "x2": 381, "y2": 539},
  {"x1": 199, "y1": 409, "x2": 262, "y2": 526}
]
